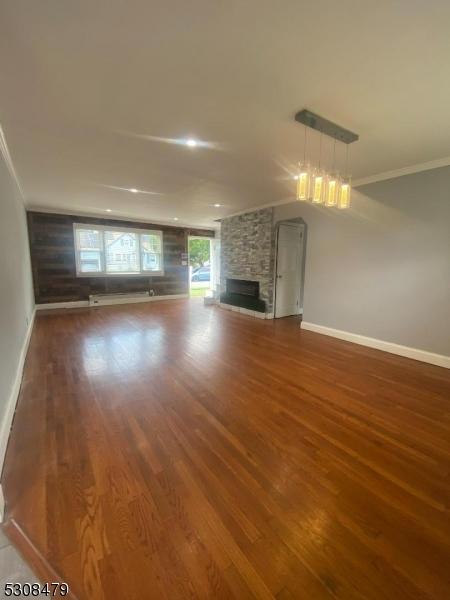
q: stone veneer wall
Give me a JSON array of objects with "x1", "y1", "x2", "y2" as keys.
[{"x1": 220, "y1": 208, "x2": 275, "y2": 313}]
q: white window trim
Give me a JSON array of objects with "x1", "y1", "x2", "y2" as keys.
[{"x1": 73, "y1": 223, "x2": 164, "y2": 277}]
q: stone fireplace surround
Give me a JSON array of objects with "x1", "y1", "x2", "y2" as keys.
[{"x1": 219, "y1": 208, "x2": 275, "y2": 319}]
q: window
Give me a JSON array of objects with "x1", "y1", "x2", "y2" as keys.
[
  {"x1": 105, "y1": 231, "x2": 139, "y2": 273},
  {"x1": 141, "y1": 233, "x2": 162, "y2": 272},
  {"x1": 75, "y1": 228, "x2": 103, "y2": 273},
  {"x1": 74, "y1": 224, "x2": 164, "y2": 277}
]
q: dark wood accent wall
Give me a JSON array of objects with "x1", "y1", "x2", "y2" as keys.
[{"x1": 27, "y1": 211, "x2": 215, "y2": 304}]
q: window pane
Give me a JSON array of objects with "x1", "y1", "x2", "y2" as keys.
[
  {"x1": 141, "y1": 233, "x2": 162, "y2": 271},
  {"x1": 142, "y1": 252, "x2": 161, "y2": 271},
  {"x1": 76, "y1": 228, "x2": 101, "y2": 249},
  {"x1": 75, "y1": 228, "x2": 103, "y2": 273},
  {"x1": 79, "y1": 250, "x2": 102, "y2": 273},
  {"x1": 105, "y1": 230, "x2": 139, "y2": 273},
  {"x1": 141, "y1": 233, "x2": 161, "y2": 253}
]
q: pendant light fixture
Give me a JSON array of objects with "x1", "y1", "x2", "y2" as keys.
[
  {"x1": 294, "y1": 109, "x2": 358, "y2": 210},
  {"x1": 296, "y1": 126, "x2": 312, "y2": 201},
  {"x1": 312, "y1": 171, "x2": 324, "y2": 204},
  {"x1": 338, "y1": 182, "x2": 351, "y2": 209},
  {"x1": 338, "y1": 145, "x2": 351, "y2": 209},
  {"x1": 325, "y1": 139, "x2": 339, "y2": 207},
  {"x1": 325, "y1": 177, "x2": 338, "y2": 206},
  {"x1": 312, "y1": 133, "x2": 325, "y2": 204}
]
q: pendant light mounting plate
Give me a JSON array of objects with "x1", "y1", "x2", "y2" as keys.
[{"x1": 295, "y1": 109, "x2": 359, "y2": 144}]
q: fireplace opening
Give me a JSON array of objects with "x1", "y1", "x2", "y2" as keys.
[
  {"x1": 220, "y1": 278, "x2": 266, "y2": 312},
  {"x1": 226, "y1": 278, "x2": 259, "y2": 297}
]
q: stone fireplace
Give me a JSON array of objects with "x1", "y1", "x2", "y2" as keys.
[{"x1": 219, "y1": 208, "x2": 275, "y2": 317}]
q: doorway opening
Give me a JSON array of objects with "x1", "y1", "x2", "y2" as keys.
[
  {"x1": 274, "y1": 222, "x2": 305, "y2": 318},
  {"x1": 188, "y1": 236, "x2": 215, "y2": 298}
]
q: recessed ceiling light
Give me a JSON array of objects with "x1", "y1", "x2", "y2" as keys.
[
  {"x1": 293, "y1": 175, "x2": 299, "y2": 180},
  {"x1": 213, "y1": 203, "x2": 221, "y2": 207},
  {"x1": 106, "y1": 208, "x2": 112, "y2": 212},
  {"x1": 186, "y1": 139, "x2": 197, "y2": 148},
  {"x1": 129, "y1": 188, "x2": 138, "y2": 193},
  {"x1": 173, "y1": 217, "x2": 179, "y2": 221}
]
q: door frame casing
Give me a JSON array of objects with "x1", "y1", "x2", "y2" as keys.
[
  {"x1": 273, "y1": 221, "x2": 306, "y2": 318},
  {"x1": 187, "y1": 235, "x2": 214, "y2": 294}
]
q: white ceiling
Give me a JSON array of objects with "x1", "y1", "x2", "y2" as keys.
[{"x1": 1, "y1": 0, "x2": 450, "y2": 228}]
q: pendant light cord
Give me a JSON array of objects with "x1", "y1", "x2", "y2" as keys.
[
  {"x1": 303, "y1": 125, "x2": 307, "y2": 165},
  {"x1": 318, "y1": 131, "x2": 323, "y2": 170},
  {"x1": 332, "y1": 139, "x2": 336, "y2": 173}
]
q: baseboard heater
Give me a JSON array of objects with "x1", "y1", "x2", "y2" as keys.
[{"x1": 89, "y1": 291, "x2": 151, "y2": 307}]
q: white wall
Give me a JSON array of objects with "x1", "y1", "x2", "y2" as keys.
[
  {"x1": 0, "y1": 148, "x2": 34, "y2": 484},
  {"x1": 274, "y1": 166, "x2": 450, "y2": 358}
]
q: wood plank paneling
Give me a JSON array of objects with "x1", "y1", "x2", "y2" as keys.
[
  {"x1": 3, "y1": 300, "x2": 450, "y2": 599},
  {"x1": 27, "y1": 211, "x2": 214, "y2": 304}
]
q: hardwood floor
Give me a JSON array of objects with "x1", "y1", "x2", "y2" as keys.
[{"x1": 3, "y1": 299, "x2": 450, "y2": 599}]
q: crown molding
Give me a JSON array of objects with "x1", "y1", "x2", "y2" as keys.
[
  {"x1": 0, "y1": 123, "x2": 25, "y2": 200},
  {"x1": 353, "y1": 156, "x2": 450, "y2": 187},
  {"x1": 218, "y1": 197, "x2": 292, "y2": 220},
  {"x1": 26, "y1": 205, "x2": 219, "y2": 232},
  {"x1": 221, "y1": 155, "x2": 450, "y2": 221}
]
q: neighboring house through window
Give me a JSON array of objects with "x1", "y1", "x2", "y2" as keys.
[{"x1": 74, "y1": 224, "x2": 164, "y2": 276}]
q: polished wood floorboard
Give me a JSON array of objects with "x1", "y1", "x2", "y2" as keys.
[
  {"x1": 3, "y1": 519, "x2": 80, "y2": 600},
  {"x1": 3, "y1": 299, "x2": 450, "y2": 599}
]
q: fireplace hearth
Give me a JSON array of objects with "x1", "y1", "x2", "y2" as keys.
[{"x1": 220, "y1": 278, "x2": 266, "y2": 312}]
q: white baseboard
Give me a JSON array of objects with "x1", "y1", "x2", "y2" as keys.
[
  {"x1": 301, "y1": 322, "x2": 450, "y2": 369},
  {"x1": 0, "y1": 308, "x2": 36, "y2": 521},
  {"x1": 36, "y1": 294, "x2": 189, "y2": 310}
]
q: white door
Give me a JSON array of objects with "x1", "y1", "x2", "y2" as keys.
[{"x1": 275, "y1": 224, "x2": 304, "y2": 318}]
